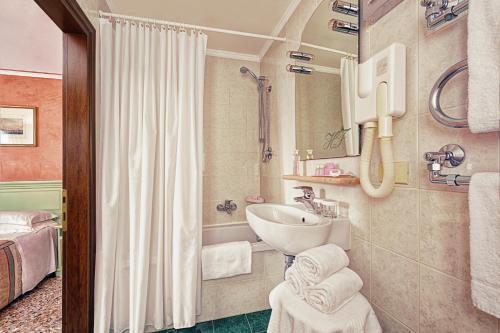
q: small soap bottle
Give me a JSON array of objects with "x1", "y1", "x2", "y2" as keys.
[
  {"x1": 303, "y1": 149, "x2": 314, "y2": 177},
  {"x1": 314, "y1": 165, "x2": 321, "y2": 176},
  {"x1": 292, "y1": 150, "x2": 300, "y2": 176}
]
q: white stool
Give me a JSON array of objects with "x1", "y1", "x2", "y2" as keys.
[{"x1": 267, "y1": 282, "x2": 382, "y2": 333}]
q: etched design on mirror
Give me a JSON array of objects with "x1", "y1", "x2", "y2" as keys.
[{"x1": 323, "y1": 129, "x2": 350, "y2": 150}]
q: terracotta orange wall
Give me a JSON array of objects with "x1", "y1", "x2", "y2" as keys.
[{"x1": 0, "y1": 75, "x2": 62, "y2": 182}]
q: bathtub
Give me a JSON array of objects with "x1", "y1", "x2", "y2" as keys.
[{"x1": 202, "y1": 221, "x2": 273, "y2": 252}]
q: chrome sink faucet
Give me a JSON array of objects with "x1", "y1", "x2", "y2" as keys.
[{"x1": 293, "y1": 186, "x2": 320, "y2": 214}]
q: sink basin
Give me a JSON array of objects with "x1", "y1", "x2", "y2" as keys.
[{"x1": 245, "y1": 203, "x2": 333, "y2": 255}]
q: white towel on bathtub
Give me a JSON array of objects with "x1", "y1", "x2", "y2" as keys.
[
  {"x1": 202, "y1": 241, "x2": 252, "y2": 280},
  {"x1": 296, "y1": 244, "x2": 349, "y2": 284}
]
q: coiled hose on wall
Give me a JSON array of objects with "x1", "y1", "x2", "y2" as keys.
[{"x1": 359, "y1": 83, "x2": 395, "y2": 198}]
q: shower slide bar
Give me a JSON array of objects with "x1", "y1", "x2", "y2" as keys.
[{"x1": 428, "y1": 59, "x2": 468, "y2": 128}]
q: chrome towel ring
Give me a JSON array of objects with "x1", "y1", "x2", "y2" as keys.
[{"x1": 429, "y1": 59, "x2": 468, "y2": 128}]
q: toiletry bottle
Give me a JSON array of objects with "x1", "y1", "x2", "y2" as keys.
[
  {"x1": 303, "y1": 149, "x2": 314, "y2": 176},
  {"x1": 293, "y1": 150, "x2": 300, "y2": 176},
  {"x1": 315, "y1": 165, "x2": 321, "y2": 176},
  {"x1": 306, "y1": 149, "x2": 314, "y2": 160}
]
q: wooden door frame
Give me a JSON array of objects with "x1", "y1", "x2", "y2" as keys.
[{"x1": 33, "y1": 0, "x2": 96, "y2": 332}]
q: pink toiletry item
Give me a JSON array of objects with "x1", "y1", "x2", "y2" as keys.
[
  {"x1": 245, "y1": 195, "x2": 265, "y2": 204},
  {"x1": 323, "y1": 162, "x2": 336, "y2": 176}
]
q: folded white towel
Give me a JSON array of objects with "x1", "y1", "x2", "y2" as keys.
[
  {"x1": 304, "y1": 268, "x2": 363, "y2": 314},
  {"x1": 295, "y1": 244, "x2": 349, "y2": 285},
  {"x1": 285, "y1": 265, "x2": 312, "y2": 299},
  {"x1": 268, "y1": 282, "x2": 381, "y2": 333},
  {"x1": 201, "y1": 241, "x2": 252, "y2": 280},
  {"x1": 467, "y1": 0, "x2": 500, "y2": 133},
  {"x1": 469, "y1": 172, "x2": 500, "y2": 318}
]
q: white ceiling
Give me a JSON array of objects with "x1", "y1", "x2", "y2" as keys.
[
  {"x1": 108, "y1": 0, "x2": 300, "y2": 59},
  {"x1": 0, "y1": 0, "x2": 62, "y2": 74}
]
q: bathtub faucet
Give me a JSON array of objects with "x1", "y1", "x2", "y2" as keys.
[
  {"x1": 293, "y1": 186, "x2": 320, "y2": 214},
  {"x1": 216, "y1": 200, "x2": 237, "y2": 215}
]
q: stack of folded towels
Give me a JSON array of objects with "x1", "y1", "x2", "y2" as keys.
[
  {"x1": 268, "y1": 244, "x2": 381, "y2": 333},
  {"x1": 286, "y1": 243, "x2": 360, "y2": 313}
]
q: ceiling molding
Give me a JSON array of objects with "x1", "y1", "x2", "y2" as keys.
[
  {"x1": 258, "y1": 0, "x2": 302, "y2": 60},
  {"x1": 206, "y1": 49, "x2": 260, "y2": 63},
  {"x1": 0, "y1": 69, "x2": 62, "y2": 80}
]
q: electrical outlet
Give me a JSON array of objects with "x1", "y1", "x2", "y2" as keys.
[{"x1": 379, "y1": 161, "x2": 409, "y2": 185}]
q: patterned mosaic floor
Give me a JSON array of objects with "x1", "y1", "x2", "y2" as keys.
[
  {"x1": 160, "y1": 309, "x2": 271, "y2": 333},
  {"x1": 0, "y1": 276, "x2": 62, "y2": 333}
]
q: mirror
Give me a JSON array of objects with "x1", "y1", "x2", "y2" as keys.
[{"x1": 294, "y1": 0, "x2": 360, "y2": 160}]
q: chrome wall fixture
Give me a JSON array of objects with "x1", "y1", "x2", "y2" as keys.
[
  {"x1": 329, "y1": 19, "x2": 359, "y2": 35},
  {"x1": 331, "y1": 0, "x2": 359, "y2": 17},
  {"x1": 288, "y1": 51, "x2": 314, "y2": 62},
  {"x1": 216, "y1": 200, "x2": 237, "y2": 215},
  {"x1": 424, "y1": 144, "x2": 471, "y2": 186},
  {"x1": 286, "y1": 64, "x2": 314, "y2": 75},
  {"x1": 420, "y1": 0, "x2": 469, "y2": 29},
  {"x1": 428, "y1": 59, "x2": 468, "y2": 128}
]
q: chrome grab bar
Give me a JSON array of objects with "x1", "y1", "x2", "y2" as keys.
[{"x1": 429, "y1": 59, "x2": 468, "y2": 128}]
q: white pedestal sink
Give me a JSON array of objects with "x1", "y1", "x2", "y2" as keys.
[{"x1": 245, "y1": 203, "x2": 333, "y2": 255}]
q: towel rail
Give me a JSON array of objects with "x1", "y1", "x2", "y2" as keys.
[{"x1": 429, "y1": 59, "x2": 469, "y2": 128}]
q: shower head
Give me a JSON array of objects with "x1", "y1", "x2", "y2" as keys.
[{"x1": 240, "y1": 66, "x2": 260, "y2": 83}]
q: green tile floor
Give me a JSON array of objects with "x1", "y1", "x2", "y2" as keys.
[{"x1": 159, "y1": 309, "x2": 271, "y2": 333}]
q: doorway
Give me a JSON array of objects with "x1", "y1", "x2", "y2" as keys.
[{"x1": 33, "y1": 0, "x2": 96, "y2": 331}]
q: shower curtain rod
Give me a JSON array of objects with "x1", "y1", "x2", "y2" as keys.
[
  {"x1": 99, "y1": 11, "x2": 287, "y2": 42},
  {"x1": 300, "y1": 42, "x2": 357, "y2": 58},
  {"x1": 99, "y1": 12, "x2": 357, "y2": 58}
]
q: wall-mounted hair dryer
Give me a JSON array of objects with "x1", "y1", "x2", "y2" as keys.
[{"x1": 355, "y1": 43, "x2": 406, "y2": 198}]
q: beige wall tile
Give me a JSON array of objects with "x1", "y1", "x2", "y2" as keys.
[
  {"x1": 212, "y1": 278, "x2": 267, "y2": 319},
  {"x1": 203, "y1": 175, "x2": 260, "y2": 202},
  {"x1": 264, "y1": 274, "x2": 285, "y2": 308},
  {"x1": 419, "y1": 189, "x2": 470, "y2": 280},
  {"x1": 372, "y1": 304, "x2": 415, "y2": 333},
  {"x1": 371, "y1": 246, "x2": 419, "y2": 331},
  {"x1": 371, "y1": 188, "x2": 419, "y2": 259},
  {"x1": 260, "y1": 176, "x2": 282, "y2": 203},
  {"x1": 200, "y1": 251, "x2": 276, "y2": 321},
  {"x1": 420, "y1": 265, "x2": 498, "y2": 333},
  {"x1": 198, "y1": 280, "x2": 218, "y2": 322},
  {"x1": 203, "y1": 57, "x2": 262, "y2": 225},
  {"x1": 392, "y1": 115, "x2": 419, "y2": 187},
  {"x1": 263, "y1": 250, "x2": 283, "y2": 277},
  {"x1": 347, "y1": 237, "x2": 371, "y2": 298}
]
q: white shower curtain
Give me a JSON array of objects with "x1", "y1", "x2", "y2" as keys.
[
  {"x1": 340, "y1": 57, "x2": 360, "y2": 156},
  {"x1": 94, "y1": 18, "x2": 207, "y2": 333}
]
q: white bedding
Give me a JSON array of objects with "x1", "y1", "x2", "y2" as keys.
[{"x1": 1, "y1": 224, "x2": 58, "y2": 293}]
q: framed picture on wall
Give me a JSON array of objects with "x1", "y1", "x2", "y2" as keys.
[{"x1": 0, "y1": 106, "x2": 37, "y2": 146}]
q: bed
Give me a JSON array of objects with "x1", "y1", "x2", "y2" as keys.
[{"x1": 0, "y1": 216, "x2": 59, "y2": 310}]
